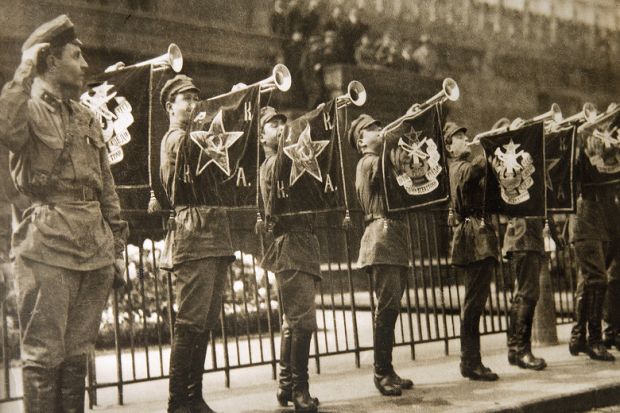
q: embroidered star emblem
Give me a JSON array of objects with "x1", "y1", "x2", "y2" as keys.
[
  {"x1": 190, "y1": 110, "x2": 244, "y2": 176},
  {"x1": 496, "y1": 139, "x2": 525, "y2": 176},
  {"x1": 545, "y1": 158, "x2": 560, "y2": 192},
  {"x1": 283, "y1": 124, "x2": 329, "y2": 186},
  {"x1": 593, "y1": 126, "x2": 619, "y2": 149}
]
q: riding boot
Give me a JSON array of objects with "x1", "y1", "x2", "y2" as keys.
[
  {"x1": 187, "y1": 331, "x2": 215, "y2": 413},
  {"x1": 569, "y1": 291, "x2": 588, "y2": 356},
  {"x1": 291, "y1": 329, "x2": 318, "y2": 413},
  {"x1": 168, "y1": 325, "x2": 196, "y2": 413},
  {"x1": 58, "y1": 355, "x2": 87, "y2": 413},
  {"x1": 277, "y1": 327, "x2": 293, "y2": 406},
  {"x1": 373, "y1": 310, "x2": 402, "y2": 396},
  {"x1": 587, "y1": 285, "x2": 615, "y2": 361},
  {"x1": 514, "y1": 298, "x2": 546, "y2": 370},
  {"x1": 507, "y1": 298, "x2": 519, "y2": 365},
  {"x1": 603, "y1": 279, "x2": 620, "y2": 351},
  {"x1": 22, "y1": 365, "x2": 60, "y2": 413},
  {"x1": 460, "y1": 320, "x2": 498, "y2": 381}
]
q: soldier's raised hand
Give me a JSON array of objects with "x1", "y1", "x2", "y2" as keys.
[{"x1": 21, "y1": 42, "x2": 50, "y2": 66}]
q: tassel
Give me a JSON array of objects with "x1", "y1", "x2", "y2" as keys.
[
  {"x1": 147, "y1": 190, "x2": 162, "y2": 214},
  {"x1": 167, "y1": 210, "x2": 177, "y2": 231},
  {"x1": 342, "y1": 210, "x2": 353, "y2": 231},
  {"x1": 255, "y1": 212, "x2": 266, "y2": 234},
  {"x1": 578, "y1": 192, "x2": 583, "y2": 202},
  {"x1": 615, "y1": 194, "x2": 619, "y2": 205},
  {"x1": 480, "y1": 217, "x2": 486, "y2": 229},
  {"x1": 383, "y1": 218, "x2": 388, "y2": 232},
  {"x1": 447, "y1": 208, "x2": 457, "y2": 227}
]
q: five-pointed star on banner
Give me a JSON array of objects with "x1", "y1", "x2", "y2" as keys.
[
  {"x1": 190, "y1": 110, "x2": 244, "y2": 176},
  {"x1": 283, "y1": 123, "x2": 330, "y2": 186},
  {"x1": 545, "y1": 158, "x2": 561, "y2": 192}
]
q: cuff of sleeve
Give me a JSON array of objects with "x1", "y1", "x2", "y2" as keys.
[{"x1": 13, "y1": 60, "x2": 35, "y2": 92}]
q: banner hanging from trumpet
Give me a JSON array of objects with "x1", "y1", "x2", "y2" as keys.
[
  {"x1": 545, "y1": 125, "x2": 577, "y2": 212},
  {"x1": 381, "y1": 104, "x2": 449, "y2": 212},
  {"x1": 80, "y1": 65, "x2": 152, "y2": 187},
  {"x1": 480, "y1": 122, "x2": 546, "y2": 217},
  {"x1": 578, "y1": 108, "x2": 620, "y2": 187},
  {"x1": 173, "y1": 85, "x2": 261, "y2": 208},
  {"x1": 270, "y1": 99, "x2": 345, "y2": 215}
]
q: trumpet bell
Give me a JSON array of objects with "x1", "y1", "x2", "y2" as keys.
[
  {"x1": 443, "y1": 78, "x2": 460, "y2": 102},
  {"x1": 583, "y1": 103, "x2": 597, "y2": 123},
  {"x1": 550, "y1": 103, "x2": 562, "y2": 123},
  {"x1": 272, "y1": 64, "x2": 292, "y2": 92},
  {"x1": 336, "y1": 80, "x2": 367, "y2": 109},
  {"x1": 167, "y1": 43, "x2": 183, "y2": 73}
]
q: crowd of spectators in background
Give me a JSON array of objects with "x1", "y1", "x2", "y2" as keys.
[{"x1": 269, "y1": 0, "x2": 438, "y2": 108}]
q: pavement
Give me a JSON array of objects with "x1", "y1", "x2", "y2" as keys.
[{"x1": 4, "y1": 324, "x2": 620, "y2": 413}]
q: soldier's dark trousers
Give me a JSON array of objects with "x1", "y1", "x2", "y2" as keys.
[
  {"x1": 15, "y1": 256, "x2": 114, "y2": 413},
  {"x1": 168, "y1": 257, "x2": 229, "y2": 412},
  {"x1": 276, "y1": 270, "x2": 318, "y2": 412},
  {"x1": 460, "y1": 258, "x2": 494, "y2": 364},
  {"x1": 570, "y1": 239, "x2": 619, "y2": 360},
  {"x1": 507, "y1": 252, "x2": 542, "y2": 355}
]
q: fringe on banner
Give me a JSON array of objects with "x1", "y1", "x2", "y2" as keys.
[
  {"x1": 342, "y1": 209, "x2": 353, "y2": 231},
  {"x1": 147, "y1": 190, "x2": 162, "y2": 214}
]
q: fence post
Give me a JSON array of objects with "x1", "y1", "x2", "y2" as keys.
[{"x1": 532, "y1": 255, "x2": 558, "y2": 345}]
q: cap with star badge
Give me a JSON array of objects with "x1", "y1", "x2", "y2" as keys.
[
  {"x1": 259, "y1": 106, "x2": 287, "y2": 130},
  {"x1": 348, "y1": 114, "x2": 380, "y2": 151},
  {"x1": 160, "y1": 74, "x2": 200, "y2": 108},
  {"x1": 22, "y1": 14, "x2": 82, "y2": 53}
]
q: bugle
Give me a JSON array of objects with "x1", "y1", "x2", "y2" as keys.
[
  {"x1": 336, "y1": 81, "x2": 367, "y2": 109},
  {"x1": 106, "y1": 43, "x2": 183, "y2": 73},
  {"x1": 473, "y1": 117, "x2": 511, "y2": 141},
  {"x1": 212, "y1": 64, "x2": 292, "y2": 99},
  {"x1": 577, "y1": 102, "x2": 619, "y2": 133},
  {"x1": 382, "y1": 78, "x2": 460, "y2": 134},
  {"x1": 510, "y1": 103, "x2": 562, "y2": 130},
  {"x1": 554, "y1": 103, "x2": 597, "y2": 128}
]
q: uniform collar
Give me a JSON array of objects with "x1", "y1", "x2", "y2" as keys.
[
  {"x1": 169, "y1": 118, "x2": 188, "y2": 131},
  {"x1": 31, "y1": 77, "x2": 74, "y2": 113}
]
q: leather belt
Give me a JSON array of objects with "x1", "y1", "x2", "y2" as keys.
[{"x1": 33, "y1": 186, "x2": 98, "y2": 203}]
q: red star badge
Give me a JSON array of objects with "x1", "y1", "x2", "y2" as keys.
[{"x1": 283, "y1": 124, "x2": 330, "y2": 186}]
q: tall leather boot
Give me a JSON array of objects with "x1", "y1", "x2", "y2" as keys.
[
  {"x1": 22, "y1": 365, "x2": 60, "y2": 413},
  {"x1": 58, "y1": 355, "x2": 87, "y2": 413},
  {"x1": 187, "y1": 331, "x2": 215, "y2": 413},
  {"x1": 569, "y1": 291, "x2": 588, "y2": 356},
  {"x1": 276, "y1": 327, "x2": 293, "y2": 406},
  {"x1": 587, "y1": 285, "x2": 615, "y2": 361},
  {"x1": 603, "y1": 279, "x2": 620, "y2": 351},
  {"x1": 514, "y1": 298, "x2": 546, "y2": 370},
  {"x1": 507, "y1": 298, "x2": 519, "y2": 365},
  {"x1": 290, "y1": 329, "x2": 318, "y2": 413},
  {"x1": 373, "y1": 310, "x2": 401, "y2": 396},
  {"x1": 460, "y1": 319, "x2": 498, "y2": 381},
  {"x1": 168, "y1": 325, "x2": 196, "y2": 413}
]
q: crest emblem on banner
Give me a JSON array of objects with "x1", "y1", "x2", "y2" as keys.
[
  {"x1": 585, "y1": 121, "x2": 620, "y2": 174},
  {"x1": 490, "y1": 139, "x2": 535, "y2": 205},
  {"x1": 283, "y1": 123, "x2": 330, "y2": 185},
  {"x1": 80, "y1": 81, "x2": 134, "y2": 165},
  {"x1": 391, "y1": 127, "x2": 442, "y2": 195}
]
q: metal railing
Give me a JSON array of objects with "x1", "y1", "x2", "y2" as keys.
[{"x1": 0, "y1": 210, "x2": 576, "y2": 407}]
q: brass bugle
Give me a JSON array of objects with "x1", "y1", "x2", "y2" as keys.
[
  {"x1": 111, "y1": 43, "x2": 183, "y2": 73},
  {"x1": 382, "y1": 78, "x2": 460, "y2": 134},
  {"x1": 510, "y1": 103, "x2": 562, "y2": 130},
  {"x1": 406, "y1": 78, "x2": 460, "y2": 116},
  {"x1": 555, "y1": 103, "x2": 597, "y2": 128},
  {"x1": 336, "y1": 81, "x2": 367, "y2": 109},
  {"x1": 577, "y1": 102, "x2": 619, "y2": 133},
  {"x1": 213, "y1": 64, "x2": 292, "y2": 99},
  {"x1": 472, "y1": 118, "x2": 511, "y2": 141}
]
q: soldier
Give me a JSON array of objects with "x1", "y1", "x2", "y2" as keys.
[
  {"x1": 159, "y1": 75, "x2": 236, "y2": 412},
  {"x1": 348, "y1": 114, "x2": 414, "y2": 397},
  {"x1": 444, "y1": 122, "x2": 499, "y2": 381},
  {"x1": 503, "y1": 217, "x2": 549, "y2": 370},
  {"x1": 568, "y1": 181, "x2": 619, "y2": 361},
  {"x1": 0, "y1": 15, "x2": 128, "y2": 412},
  {"x1": 259, "y1": 106, "x2": 320, "y2": 413}
]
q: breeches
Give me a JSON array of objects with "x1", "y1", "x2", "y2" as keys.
[
  {"x1": 174, "y1": 257, "x2": 229, "y2": 333},
  {"x1": 371, "y1": 265, "x2": 407, "y2": 320},
  {"x1": 14, "y1": 256, "x2": 114, "y2": 368},
  {"x1": 510, "y1": 251, "x2": 542, "y2": 304},
  {"x1": 276, "y1": 270, "x2": 318, "y2": 332}
]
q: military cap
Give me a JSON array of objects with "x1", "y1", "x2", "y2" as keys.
[
  {"x1": 442, "y1": 121, "x2": 467, "y2": 142},
  {"x1": 22, "y1": 15, "x2": 82, "y2": 53},
  {"x1": 160, "y1": 74, "x2": 199, "y2": 108},
  {"x1": 348, "y1": 114, "x2": 380, "y2": 151},
  {"x1": 260, "y1": 106, "x2": 287, "y2": 130}
]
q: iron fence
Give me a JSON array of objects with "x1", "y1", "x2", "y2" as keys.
[{"x1": 0, "y1": 210, "x2": 576, "y2": 407}]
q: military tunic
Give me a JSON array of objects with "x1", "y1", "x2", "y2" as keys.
[
  {"x1": 159, "y1": 124, "x2": 234, "y2": 333},
  {"x1": 260, "y1": 153, "x2": 319, "y2": 332},
  {"x1": 0, "y1": 60, "x2": 128, "y2": 368}
]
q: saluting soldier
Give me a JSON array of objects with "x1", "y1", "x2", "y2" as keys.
[
  {"x1": 348, "y1": 114, "x2": 414, "y2": 397},
  {"x1": 444, "y1": 122, "x2": 499, "y2": 381},
  {"x1": 259, "y1": 106, "x2": 320, "y2": 413},
  {"x1": 159, "y1": 75, "x2": 236, "y2": 413},
  {"x1": 0, "y1": 15, "x2": 128, "y2": 412}
]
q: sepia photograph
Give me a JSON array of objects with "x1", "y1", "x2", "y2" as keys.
[{"x1": 0, "y1": 0, "x2": 618, "y2": 412}]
